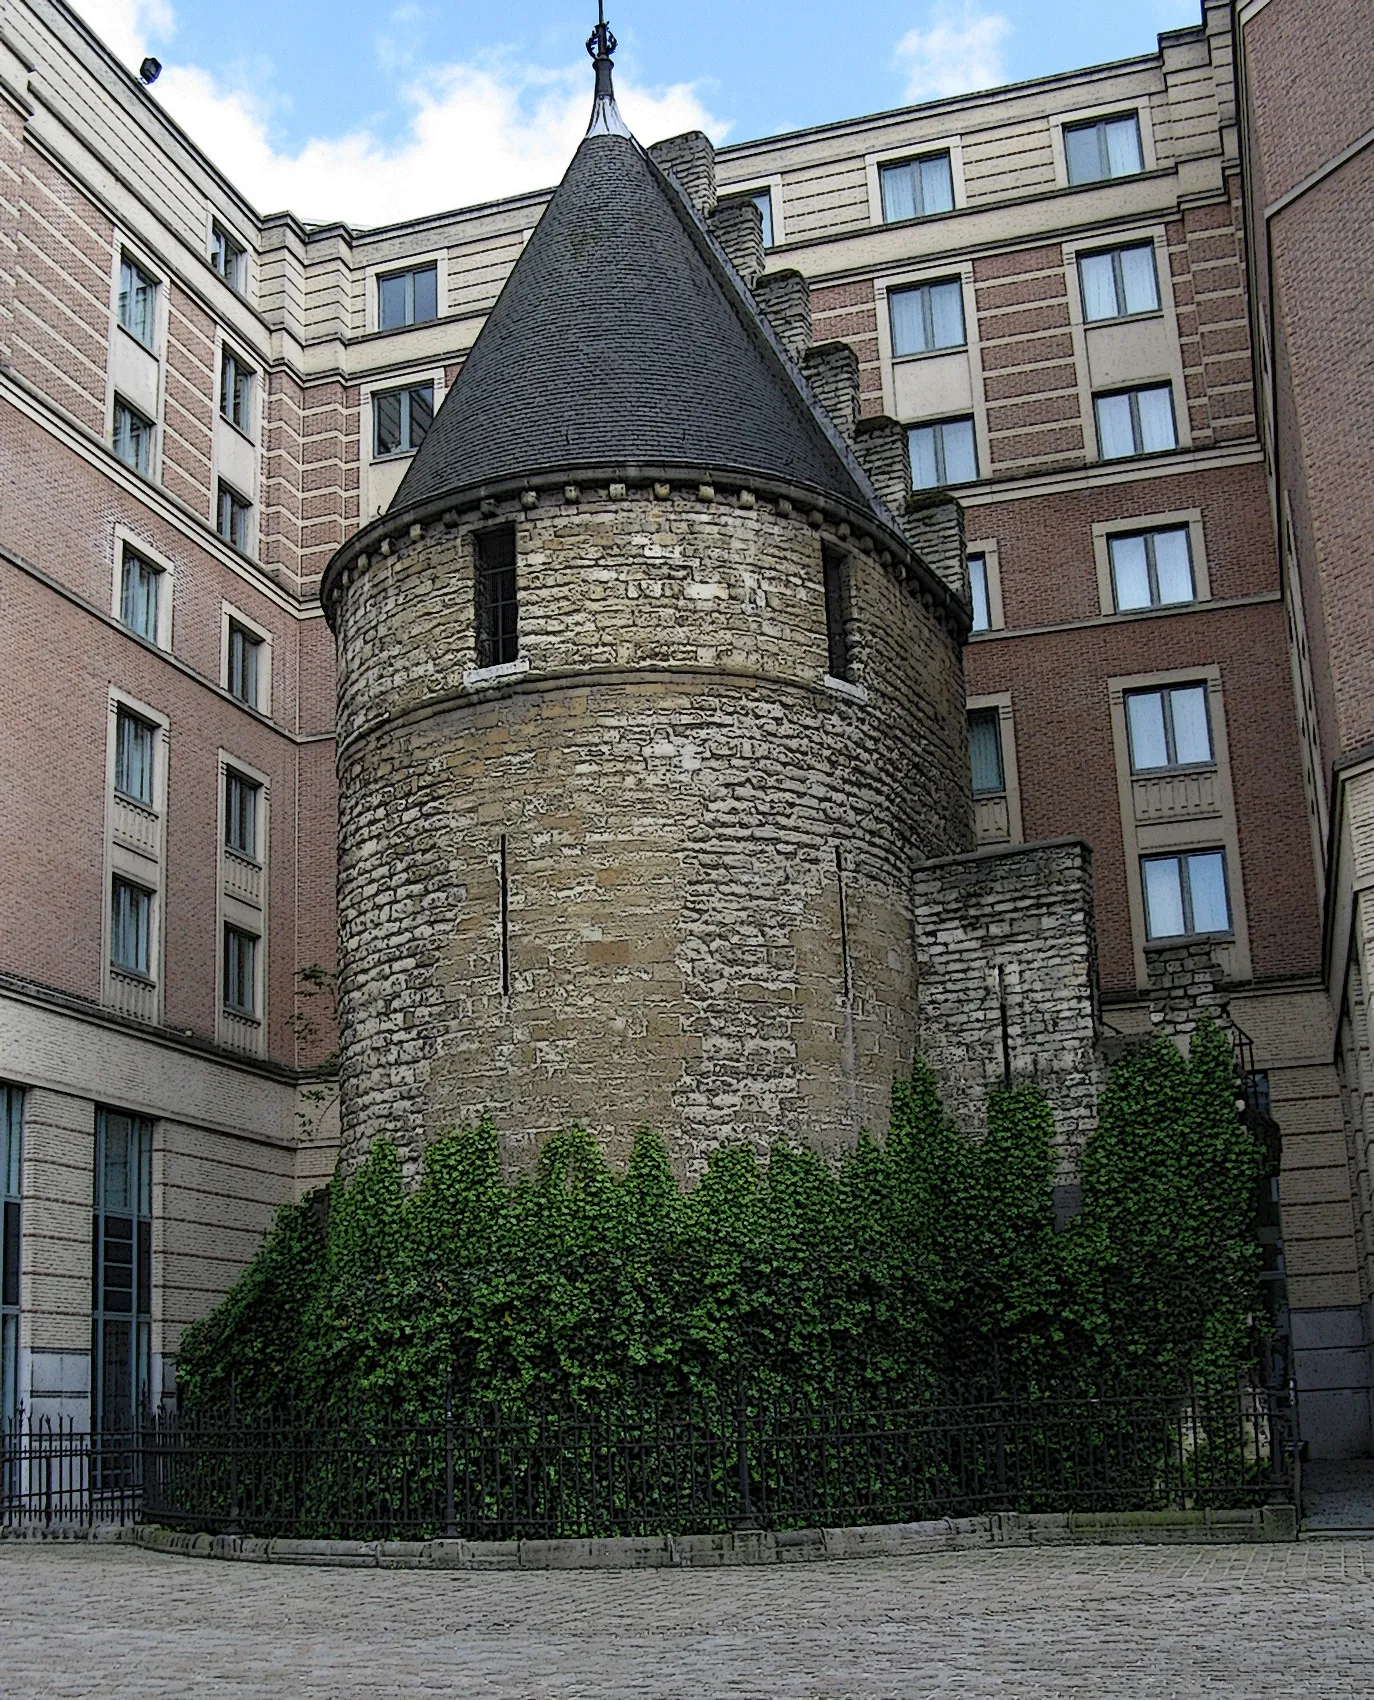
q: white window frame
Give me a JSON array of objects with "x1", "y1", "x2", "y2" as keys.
[
  {"x1": 111, "y1": 527, "x2": 175, "y2": 651},
  {"x1": 1092, "y1": 510, "x2": 1210, "y2": 616},
  {"x1": 1049, "y1": 99, "x2": 1156, "y2": 189},
  {"x1": 220, "y1": 601, "x2": 274, "y2": 717},
  {"x1": 365, "y1": 250, "x2": 448, "y2": 334},
  {"x1": 864, "y1": 135, "x2": 966, "y2": 226}
]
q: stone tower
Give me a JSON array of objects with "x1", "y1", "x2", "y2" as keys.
[{"x1": 321, "y1": 29, "x2": 977, "y2": 1177}]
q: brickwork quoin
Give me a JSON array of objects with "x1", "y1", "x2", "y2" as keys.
[{"x1": 328, "y1": 479, "x2": 973, "y2": 1181}]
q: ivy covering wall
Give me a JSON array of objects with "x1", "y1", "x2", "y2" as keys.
[{"x1": 177, "y1": 1019, "x2": 1266, "y2": 1416}]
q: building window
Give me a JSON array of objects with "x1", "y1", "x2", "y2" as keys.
[
  {"x1": 1094, "y1": 385, "x2": 1176, "y2": 460},
  {"x1": 225, "y1": 769, "x2": 260, "y2": 861},
  {"x1": 909, "y1": 416, "x2": 978, "y2": 489},
  {"x1": 119, "y1": 550, "x2": 162, "y2": 642},
  {"x1": 373, "y1": 383, "x2": 434, "y2": 457},
  {"x1": 378, "y1": 263, "x2": 438, "y2": 331},
  {"x1": 1125, "y1": 683, "x2": 1213, "y2": 772},
  {"x1": 889, "y1": 278, "x2": 965, "y2": 357},
  {"x1": 114, "y1": 707, "x2": 155, "y2": 805},
  {"x1": 879, "y1": 152, "x2": 955, "y2": 222},
  {"x1": 968, "y1": 708, "x2": 1006, "y2": 796},
  {"x1": 226, "y1": 620, "x2": 263, "y2": 707},
  {"x1": 1142, "y1": 850, "x2": 1231, "y2": 939},
  {"x1": 211, "y1": 223, "x2": 247, "y2": 293},
  {"x1": 217, "y1": 483, "x2": 252, "y2": 553},
  {"x1": 1065, "y1": 114, "x2": 1144, "y2": 185},
  {"x1": 822, "y1": 546, "x2": 850, "y2": 680},
  {"x1": 1109, "y1": 527, "x2": 1194, "y2": 611},
  {"x1": 474, "y1": 526, "x2": 519, "y2": 669},
  {"x1": 750, "y1": 189, "x2": 774, "y2": 248},
  {"x1": 220, "y1": 347, "x2": 254, "y2": 433},
  {"x1": 110, "y1": 878, "x2": 152, "y2": 977},
  {"x1": 1, "y1": 1085, "x2": 21, "y2": 1428},
  {"x1": 113, "y1": 399, "x2": 154, "y2": 476},
  {"x1": 92, "y1": 1110, "x2": 152, "y2": 1433},
  {"x1": 117, "y1": 255, "x2": 157, "y2": 347},
  {"x1": 968, "y1": 553, "x2": 991, "y2": 632},
  {"x1": 223, "y1": 925, "x2": 258, "y2": 1016},
  {"x1": 1079, "y1": 243, "x2": 1160, "y2": 322}
]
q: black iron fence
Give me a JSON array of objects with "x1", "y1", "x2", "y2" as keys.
[{"x1": 0, "y1": 1376, "x2": 1295, "y2": 1540}]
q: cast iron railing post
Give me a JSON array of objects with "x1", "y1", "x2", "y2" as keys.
[{"x1": 443, "y1": 1372, "x2": 457, "y2": 1539}]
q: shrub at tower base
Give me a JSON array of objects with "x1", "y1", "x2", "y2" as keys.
[{"x1": 176, "y1": 1018, "x2": 1268, "y2": 1418}]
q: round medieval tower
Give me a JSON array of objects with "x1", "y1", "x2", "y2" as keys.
[{"x1": 321, "y1": 27, "x2": 974, "y2": 1178}]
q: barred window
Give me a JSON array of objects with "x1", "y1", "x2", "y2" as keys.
[{"x1": 474, "y1": 526, "x2": 519, "y2": 669}]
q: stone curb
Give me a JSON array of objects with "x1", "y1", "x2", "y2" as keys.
[{"x1": 114, "y1": 1505, "x2": 1296, "y2": 1569}]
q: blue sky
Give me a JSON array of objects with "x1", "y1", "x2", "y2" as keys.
[{"x1": 78, "y1": 0, "x2": 1200, "y2": 223}]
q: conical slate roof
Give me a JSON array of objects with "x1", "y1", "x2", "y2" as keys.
[{"x1": 389, "y1": 128, "x2": 889, "y2": 523}]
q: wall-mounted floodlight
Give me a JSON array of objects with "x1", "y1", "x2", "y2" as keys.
[{"x1": 139, "y1": 57, "x2": 162, "y2": 85}]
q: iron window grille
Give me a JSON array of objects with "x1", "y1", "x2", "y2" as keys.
[
  {"x1": 879, "y1": 152, "x2": 955, "y2": 222},
  {"x1": 117, "y1": 255, "x2": 157, "y2": 347},
  {"x1": 91, "y1": 1109, "x2": 153, "y2": 1434},
  {"x1": 1, "y1": 1085, "x2": 21, "y2": 1429},
  {"x1": 1109, "y1": 527, "x2": 1194, "y2": 610},
  {"x1": 822, "y1": 546, "x2": 850, "y2": 680},
  {"x1": 1064, "y1": 114, "x2": 1144, "y2": 184},
  {"x1": 113, "y1": 400, "x2": 153, "y2": 476},
  {"x1": 474, "y1": 526, "x2": 519, "y2": 669},
  {"x1": 1125, "y1": 684, "x2": 1213, "y2": 772},
  {"x1": 1142, "y1": 849, "x2": 1231, "y2": 940},
  {"x1": 224, "y1": 770, "x2": 260, "y2": 861},
  {"x1": 226, "y1": 620, "x2": 262, "y2": 706},
  {"x1": 210, "y1": 224, "x2": 246, "y2": 293},
  {"x1": 889, "y1": 278, "x2": 965, "y2": 357},
  {"x1": 110, "y1": 878, "x2": 152, "y2": 977},
  {"x1": 378, "y1": 263, "x2": 438, "y2": 331},
  {"x1": 1078, "y1": 243, "x2": 1160, "y2": 321},
  {"x1": 223, "y1": 925, "x2": 258, "y2": 1017},
  {"x1": 968, "y1": 708, "x2": 1005, "y2": 796},
  {"x1": 220, "y1": 348, "x2": 253, "y2": 432},
  {"x1": 373, "y1": 384, "x2": 435, "y2": 457},
  {"x1": 968, "y1": 554, "x2": 991, "y2": 632},
  {"x1": 908, "y1": 416, "x2": 978, "y2": 489},
  {"x1": 217, "y1": 484, "x2": 252, "y2": 555},
  {"x1": 119, "y1": 550, "x2": 161, "y2": 642},
  {"x1": 1094, "y1": 385, "x2": 1176, "y2": 460},
  {"x1": 114, "y1": 707, "x2": 155, "y2": 805}
]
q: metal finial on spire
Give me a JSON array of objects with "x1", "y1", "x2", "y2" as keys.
[{"x1": 585, "y1": 3, "x2": 632, "y2": 138}]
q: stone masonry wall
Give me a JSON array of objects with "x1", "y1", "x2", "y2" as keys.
[
  {"x1": 911, "y1": 839, "x2": 1104, "y2": 1169},
  {"x1": 331, "y1": 485, "x2": 971, "y2": 1178}
]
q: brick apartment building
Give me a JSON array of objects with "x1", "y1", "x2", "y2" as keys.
[{"x1": 0, "y1": 0, "x2": 1369, "y2": 1453}]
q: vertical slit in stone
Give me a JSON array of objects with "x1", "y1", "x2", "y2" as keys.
[
  {"x1": 835, "y1": 845, "x2": 852, "y2": 1001},
  {"x1": 499, "y1": 833, "x2": 511, "y2": 999}
]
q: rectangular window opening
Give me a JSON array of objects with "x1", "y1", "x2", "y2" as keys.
[
  {"x1": 119, "y1": 550, "x2": 162, "y2": 642},
  {"x1": 889, "y1": 277, "x2": 966, "y2": 358},
  {"x1": 373, "y1": 383, "x2": 435, "y2": 457},
  {"x1": 499, "y1": 833, "x2": 511, "y2": 999},
  {"x1": 1065, "y1": 114, "x2": 1144, "y2": 185},
  {"x1": 968, "y1": 553, "x2": 991, "y2": 633},
  {"x1": 110, "y1": 878, "x2": 152, "y2": 978},
  {"x1": 217, "y1": 483, "x2": 252, "y2": 554},
  {"x1": 822, "y1": 546, "x2": 850, "y2": 681},
  {"x1": 908, "y1": 416, "x2": 978, "y2": 490},
  {"x1": 1108, "y1": 527, "x2": 1195, "y2": 611},
  {"x1": 117, "y1": 256, "x2": 157, "y2": 347},
  {"x1": 1094, "y1": 385, "x2": 1177, "y2": 461},
  {"x1": 223, "y1": 924, "x2": 259, "y2": 1016},
  {"x1": 226, "y1": 619, "x2": 264, "y2": 707},
  {"x1": 224, "y1": 769, "x2": 261, "y2": 861},
  {"x1": 1142, "y1": 849, "x2": 1231, "y2": 940},
  {"x1": 1, "y1": 1084, "x2": 22, "y2": 1428},
  {"x1": 968, "y1": 708, "x2": 1005, "y2": 796},
  {"x1": 220, "y1": 347, "x2": 254, "y2": 432},
  {"x1": 92, "y1": 1109, "x2": 153, "y2": 1438},
  {"x1": 879, "y1": 152, "x2": 955, "y2": 222},
  {"x1": 378, "y1": 263, "x2": 439, "y2": 331},
  {"x1": 1125, "y1": 683, "x2": 1213, "y2": 772},
  {"x1": 114, "y1": 707, "x2": 155, "y2": 806},
  {"x1": 474, "y1": 526, "x2": 519, "y2": 669},
  {"x1": 1079, "y1": 243, "x2": 1160, "y2": 322},
  {"x1": 211, "y1": 224, "x2": 246, "y2": 293},
  {"x1": 113, "y1": 399, "x2": 154, "y2": 476}
]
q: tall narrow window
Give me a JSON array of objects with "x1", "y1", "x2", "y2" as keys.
[
  {"x1": 1142, "y1": 850, "x2": 1231, "y2": 939},
  {"x1": 1094, "y1": 386, "x2": 1177, "y2": 460},
  {"x1": 1078, "y1": 244, "x2": 1159, "y2": 321},
  {"x1": 210, "y1": 223, "x2": 246, "y2": 293},
  {"x1": 378, "y1": 263, "x2": 438, "y2": 330},
  {"x1": 117, "y1": 256, "x2": 157, "y2": 347},
  {"x1": 475, "y1": 526, "x2": 519, "y2": 669},
  {"x1": 1108, "y1": 527, "x2": 1194, "y2": 611},
  {"x1": 114, "y1": 708, "x2": 155, "y2": 805},
  {"x1": 1125, "y1": 684, "x2": 1213, "y2": 772},
  {"x1": 110, "y1": 878, "x2": 152, "y2": 977},
  {"x1": 92, "y1": 1110, "x2": 153, "y2": 1434},
  {"x1": 223, "y1": 925, "x2": 258, "y2": 1016},
  {"x1": 822, "y1": 547, "x2": 850, "y2": 680},
  {"x1": 908, "y1": 417, "x2": 978, "y2": 489},
  {"x1": 1064, "y1": 114, "x2": 1143, "y2": 184},
  {"x1": 750, "y1": 188, "x2": 774, "y2": 248},
  {"x1": 372, "y1": 383, "x2": 434, "y2": 457},
  {"x1": 968, "y1": 708, "x2": 1006, "y2": 796},
  {"x1": 879, "y1": 152, "x2": 955, "y2": 221},
  {"x1": 224, "y1": 769, "x2": 260, "y2": 860},
  {"x1": 968, "y1": 553, "x2": 991, "y2": 633},
  {"x1": 220, "y1": 347, "x2": 253, "y2": 432},
  {"x1": 217, "y1": 483, "x2": 251, "y2": 553},
  {"x1": 226, "y1": 620, "x2": 263, "y2": 707},
  {"x1": 1, "y1": 1085, "x2": 21, "y2": 1428},
  {"x1": 889, "y1": 278, "x2": 965, "y2": 356},
  {"x1": 119, "y1": 550, "x2": 162, "y2": 642},
  {"x1": 113, "y1": 400, "x2": 154, "y2": 476}
]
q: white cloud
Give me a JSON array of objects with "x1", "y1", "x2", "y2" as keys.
[
  {"x1": 69, "y1": 0, "x2": 726, "y2": 226},
  {"x1": 894, "y1": 4, "x2": 1011, "y2": 102}
]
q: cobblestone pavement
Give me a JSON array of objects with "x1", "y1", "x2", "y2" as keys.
[{"x1": 2, "y1": 1540, "x2": 1373, "y2": 1698}]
